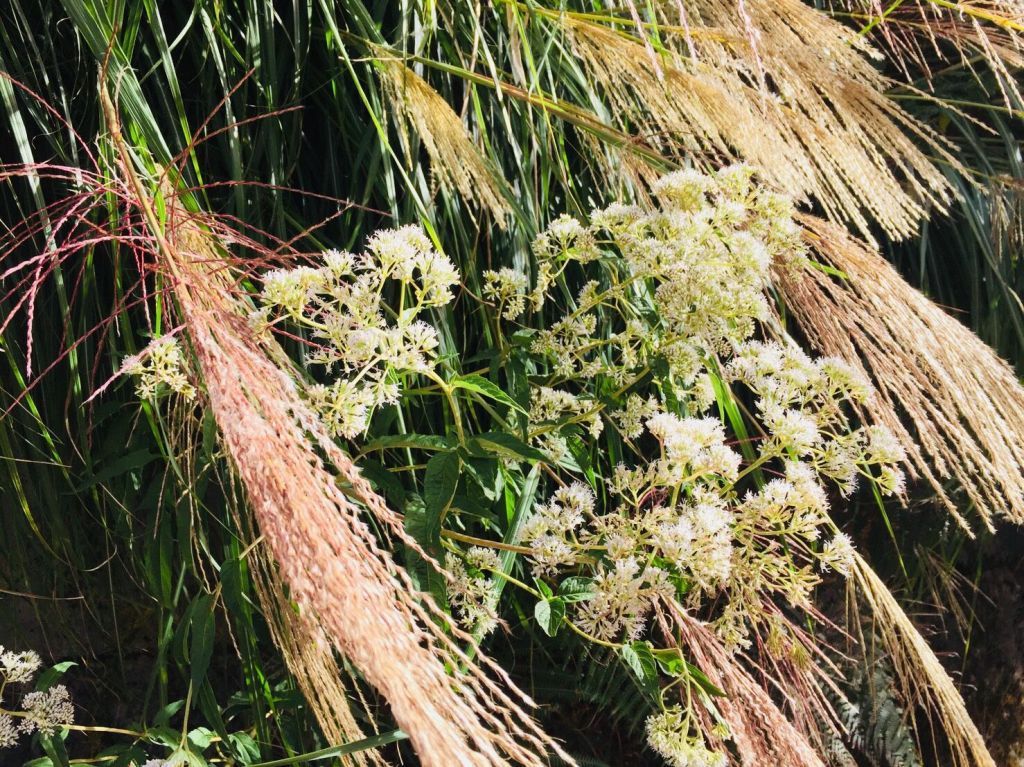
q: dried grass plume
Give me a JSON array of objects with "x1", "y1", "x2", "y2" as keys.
[{"x1": 778, "y1": 215, "x2": 1024, "y2": 531}]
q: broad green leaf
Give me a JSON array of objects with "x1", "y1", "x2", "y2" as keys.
[
  {"x1": 450, "y1": 374, "x2": 527, "y2": 414},
  {"x1": 621, "y1": 641, "x2": 658, "y2": 686},
  {"x1": 468, "y1": 431, "x2": 548, "y2": 463},
  {"x1": 534, "y1": 597, "x2": 565, "y2": 637},
  {"x1": 424, "y1": 451, "x2": 461, "y2": 532},
  {"x1": 558, "y1": 576, "x2": 596, "y2": 602},
  {"x1": 360, "y1": 433, "x2": 452, "y2": 454}
]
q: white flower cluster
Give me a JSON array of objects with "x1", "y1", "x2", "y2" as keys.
[
  {"x1": 258, "y1": 225, "x2": 459, "y2": 438},
  {"x1": 522, "y1": 481, "x2": 595, "y2": 576},
  {"x1": 1, "y1": 648, "x2": 41, "y2": 685},
  {"x1": 528, "y1": 164, "x2": 805, "y2": 385},
  {"x1": 20, "y1": 686, "x2": 74, "y2": 738},
  {"x1": 445, "y1": 547, "x2": 501, "y2": 636},
  {"x1": 483, "y1": 267, "x2": 531, "y2": 321},
  {"x1": 532, "y1": 214, "x2": 599, "y2": 263},
  {"x1": 528, "y1": 386, "x2": 603, "y2": 463},
  {"x1": 125, "y1": 336, "x2": 196, "y2": 400},
  {"x1": 646, "y1": 706, "x2": 727, "y2": 767},
  {"x1": 728, "y1": 341, "x2": 906, "y2": 495},
  {"x1": 0, "y1": 646, "x2": 74, "y2": 749},
  {"x1": 577, "y1": 556, "x2": 674, "y2": 642},
  {"x1": 523, "y1": 384, "x2": 903, "y2": 649}
]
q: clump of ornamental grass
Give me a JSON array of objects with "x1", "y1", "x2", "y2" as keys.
[
  {"x1": 840, "y1": 0, "x2": 1024, "y2": 107},
  {"x1": 778, "y1": 215, "x2": 1024, "y2": 531},
  {"x1": 4, "y1": 68, "x2": 1007, "y2": 765}
]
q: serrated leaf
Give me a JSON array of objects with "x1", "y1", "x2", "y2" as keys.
[
  {"x1": 360, "y1": 433, "x2": 452, "y2": 454},
  {"x1": 461, "y1": 456, "x2": 501, "y2": 501},
  {"x1": 188, "y1": 727, "x2": 216, "y2": 749},
  {"x1": 424, "y1": 451, "x2": 461, "y2": 531},
  {"x1": 534, "y1": 597, "x2": 565, "y2": 636},
  {"x1": 451, "y1": 374, "x2": 527, "y2": 414},
  {"x1": 557, "y1": 575, "x2": 596, "y2": 603},
  {"x1": 533, "y1": 577, "x2": 554, "y2": 599},
  {"x1": 621, "y1": 641, "x2": 658, "y2": 685},
  {"x1": 227, "y1": 732, "x2": 261, "y2": 765}
]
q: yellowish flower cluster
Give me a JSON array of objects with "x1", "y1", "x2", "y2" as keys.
[
  {"x1": 124, "y1": 336, "x2": 196, "y2": 400},
  {"x1": 257, "y1": 225, "x2": 459, "y2": 438}
]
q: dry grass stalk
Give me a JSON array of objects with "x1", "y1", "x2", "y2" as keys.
[
  {"x1": 101, "y1": 88, "x2": 568, "y2": 767},
  {"x1": 377, "y1": 57, "x2": 512, "y2": 227},
  {"x1": 243, "y1": 518, "x2": 385, "y2": 766},
  {"x1": 564, "y1": 0, "x2": 961, "y2": 241},
  {"x1": 671, "y1": 606, "x2": 827, "y2": 767},
  {"x1": 183, "y1": 293, "x2": 566, "y2": 767},
  {"x1": 844, "y1": 1, "x2": 1024, "y2": 106},
  {"x1": 852, "y1": 552, "x2": 996, "y2": 767},
  {"x1": 776, "y1": 215, "x2": 1024, "y2": 531}
]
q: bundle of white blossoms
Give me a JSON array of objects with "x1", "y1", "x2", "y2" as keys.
[
  {"x1": 256, "y1": 225, "x2": 459, "y2": 438},
  {"x1": 443, "y1": 165, "x2": 907, "y2": 766},
  {"x1": 0, "y1": 647, "x2": 74, "y2": 749},
  {"x1": 124, "y1": 336, "x2": 196, "y2": 401}
]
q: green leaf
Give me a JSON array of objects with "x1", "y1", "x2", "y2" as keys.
[
  {"x1": 534, "y1": 597, "x2": 565, "y2": 637},
  {"x1": 360, "y1": 433, "x2": 452, "y2": 454},
  {"x1": 38, "y1": 725, "x2": 70, "y2": 767},
  {"x1": 357, "y1": 459, "x2": 406, "y2": 508},
  {"x1": 651, "y1": 647, "x2": 685, "y2": 677},
  {"x1": 187, "y1": 594, "x2": 217, "y2": 692},
  {"x1": 685, "y1": 661, "x2": 726, "y2": 698},
  {"x1": 557, "y1": 576, "x2": 596, "y2": 603},
  {"x1": 75, "y1": 449, "x2": 158, "y2": 490},
  {"x1": 227, "y1": 732, "x2": 261, "y2": 765},
  {"x1": 187, "y1": 727, "x2": 216, "y2": 750},
  {"x1": 621, "y1": 641, "x2": 658, "y2": 686},
  {"x1": 450, "y1": 374, "x2": 527, "y2": 414},
  {"x1": 246, "y1": 730, "x2": 408, "y2": 767},
  {"x1": 533, "y1": 577, "x2": 554, "y2": 599},
  {"x1": 424, "y1": 451, "x2": 461, "y2": 533},
  {"x1": 35, "y1": 661, "x2": 76, "y2": 692},
  {"x1": 461, "y1": 456, "x2": 502, "y2": 501},
  {"x1": 468, "y1": 431, "x2": 548, "y2": 463}
]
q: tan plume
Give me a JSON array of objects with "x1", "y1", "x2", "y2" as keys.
[
  {"x1": 841, "y1": 1, "x2": 1024, "y2": 108},
  {"x1": 777, "y1": 215, "x2": 1024, "y2": 531},
  {"x1": 377, "y1": 55, "x2": 512, "y2": 227},
  {"x1": 671, "y1": 606, "x2": 827, "y2": 767},
  {"x1": 562, "y1": 0, "x2": 961, "y2": 241},
  {"x1": 100, "y1": 82, "x2": 569, "y2": 767},
  {"x1": 852, "y1": 552, "x2": 996, "y2": 767}
]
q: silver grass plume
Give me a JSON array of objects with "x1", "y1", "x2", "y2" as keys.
[
  {"x1": 377, "y1": 55, "x2": 512, "y2": 228},
  {"x1": 852, "y1": 552, "x2": 996, "y2": 767},
  {"x1": 778, "y1": 215, "x2": 1024, "y2": 531},
  {"x1": 560, "y1": 0, "x2": 961, "y2": 242},
  {"x1": 100, "y1": 81, "x2": 570, "y2": 767}
]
